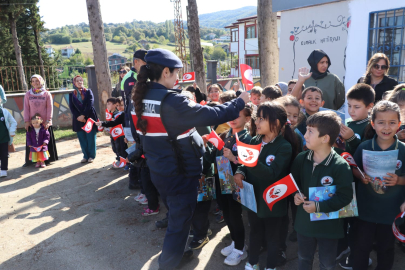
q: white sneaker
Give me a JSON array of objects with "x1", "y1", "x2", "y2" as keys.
[
  {"x1": 224, "y1": 248, "x2": 247, "y2": 266},
  {"x1": 138, "y1": 196, "x2": 148, "y2": 205},
  {"x1": 221, "y1": 241, "x2": 235, "y2": 256},
  {"x1": 0, "y1": 170, "x2": 7, "y2": 178},
  {"x1": 245, "y1": 262, "x2": 260, "y2": 270},
  {"x1": 134, "y1": 193, "x2": 144, "y2": 202}
]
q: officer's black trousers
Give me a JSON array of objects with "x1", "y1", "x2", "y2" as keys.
[{"x1": 191, "y1": 200, "x2": 211, "y2": 240}]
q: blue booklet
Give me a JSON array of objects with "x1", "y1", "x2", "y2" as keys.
[
  {"x1": 233, "y1": 180, "x2": 257, "y2": 213},
  {"x1": 197, "y1": 177, "x2": 216, "y2": 202},
  {"x1": 309, "y1": 183, "x2": 358, "y2": 221},
  {"x1": 216, "y1": 156, "x2": 236, "y2": 194},
  {"x1": 362, "y1": 149, "x2": 398, "y2": 194}
]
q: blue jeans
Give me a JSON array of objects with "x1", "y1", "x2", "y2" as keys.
[
  {"x1": 157, "y1": 189, "x2": 197, "y2": 270},
  {"x1": 297, "y1": 232, "x2": 338, "y2": 270},
  {"x1": 76, "y1": 129, "x2": 97, "y2": 160}
]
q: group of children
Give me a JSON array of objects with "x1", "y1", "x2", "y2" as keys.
[{"x1": 175, "y1": 81, "x2": 405, "y2": 270}]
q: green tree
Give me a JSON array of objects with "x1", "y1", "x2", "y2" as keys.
[
  {"x1": 84, "y1": 56, "x2": 93, "y2": 65},
  {"x1": 75, "y1": 48, "x2": 82, "y2": 54},
  {"x1": 158, "y1": 35, "x2": 166, "y2": 44},
  {"x1": 211, "y1": 47, "x2": 226, "y2": 61}
]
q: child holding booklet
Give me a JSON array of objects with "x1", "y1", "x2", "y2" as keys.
[
  {"x1": 291, "y1": 111, "x2": 353, "y2": 270},
  {"x1": 352, "y1": 100, "x2": 405, "y2": 270},
  {"x1": 234, "y1": 101, "x2": 298, "y2": 270}
]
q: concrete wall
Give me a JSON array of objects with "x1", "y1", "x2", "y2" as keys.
[
  {"x1": 4, "y1": 90, "x2": 74, "y2": 129},
  {"x1": 273, "y1": 0, "x2": 343, "y2": 12}
]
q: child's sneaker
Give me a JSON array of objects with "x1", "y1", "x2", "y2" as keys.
[
  {"x1": 213, "y1": 205, "x2": 221, "y2": 215},
  {"x1": 40, "y1": 162, "x2": 46, "y2": 168},
  {"x1": 142, "y1": 206, "x2": 159, "y2": 216},
  {"x1": 216, "y1": 211, "x2": 224, "y2": 223},
  {"x1": 189, "y1": 236, "x2": 209, "y2": 250},
  {"x1": 224, "y1": 248, "x2": 247, "y2": 266},
  {"x1": 134, "y1": 193, "x2": 144, "y2": 201},
  {"x1": 0, "y1": 170, "x2": 7, "y2": 178},
  {"x1": 138, "y1": 196, "x2": 148, "y2": 205},
  {"x1": 35, "y1": 162, "x2": 41, "y2": 168},
  {"x1": 221, "y1": 241, "x2": 235, "y2": 256},
  {"x1": 245, "y1": 262, "x2": 260, "y2": 270}
]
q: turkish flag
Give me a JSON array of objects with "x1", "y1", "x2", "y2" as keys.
[
  {"x1": 106, "y1": 109, "x2": 113, "y2": 121},
  {"x1": 97, "y1": 125, "x2": 104, "y2": 132},
  {"x1": 235, "y1": 133, "x2": 261, "y2": 167},
  {"x1": 200, "y1": 100, "x2": 207, "y2": 106},
  {"x1": 110, "y1": 124, "x2": 124, "y2": 140},
  {"x1": 341, "y1": 152, "x2": 358, "y2": 167},
  {"x1": 393, "y1": 212, "x2": 405, "y2": 243},
  {"x1": 81, "y1": 118, "x2": 95, "y2": 133},
  {"x1": 240, "y1": 64, "x2": 254, "y2": 91},
  {"x1": 33, "y1": 146, "x2": 42, "y2": 152},
  {"x1": 112, "y1": 156, "x2": 126, "y2": 168},
  {"x1": 183, "y1": 72, "x2": 195, "y2": 82},
  {"x1": 263, "y1": 174, "x2": 299, "y2": 211},
  {"x1": 203, "y1": 130, "x2": 225, "y2": 150}
]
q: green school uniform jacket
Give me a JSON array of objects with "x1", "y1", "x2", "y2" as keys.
[
  {"x1": 345, "y1": 118, "x2": 370, "y2": 155},
  {"x1": 297, "y1": 112, "x2": 311, "y2": 136},
  {"x1": 291, "y1": 149, "x2": 354, "y2": 239},
  {"x1": 236, "y1": 134, "x2": 292, "y2": 218},
  {"x1": 353, "y1": 135, "x2": 405, "y2": 225}
]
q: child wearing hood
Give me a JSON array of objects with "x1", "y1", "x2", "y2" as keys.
[{"x1": 291, "y1": 49, "x2": 345, "y2": 111}]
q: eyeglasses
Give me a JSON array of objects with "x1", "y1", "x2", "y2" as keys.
[
  {"x1": 372, "y1": 64, "x2": 388, "y2": 70},
  {"x1": 119, "y1": 70, "x2": 128, "y2": 74}
]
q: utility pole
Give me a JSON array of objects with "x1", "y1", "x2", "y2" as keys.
[
  {"x1": 86, "y1": 0, "x2": 112, "y2": 119},
  {"x1": 257, "y1": 0, "x2": 279, "y2": 86},
  {"x1": 187, "y1": 0, "x2": 207, "y2": 93}
]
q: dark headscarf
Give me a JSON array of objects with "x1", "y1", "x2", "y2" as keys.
[{"x1": 307, "y1": 49, "x2": 331, "y2": 80}]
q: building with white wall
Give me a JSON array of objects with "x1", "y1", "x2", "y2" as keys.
[
  {"x1": 225, "y1": 15, "x2": 281, "y2": 77},
  {"x1": 44, "y1": 45, "x2": 55, "y2": 58},
  {"x1": 61, "y1": 45, "x2": 75, "y2": 58}
]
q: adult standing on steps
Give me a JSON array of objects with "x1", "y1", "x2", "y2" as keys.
[
  {"x1": 132, "y1": 49, "x2": 250, "y2": 270},
  {"x1": 68, "y1": 75, "x2": 99, "y2": 163},
  {"x1": 291, "y1": 49, "x2": 345, "y2": 110},
  {"x1": 357, "y1": 53, "x2": 398, "y2": 103},
  {"x1": 23, "y1": 75, "x2": 58, "y2": 167},
  {"x1": 121, "y1": 49, "x2": 147, "y2": 127}
]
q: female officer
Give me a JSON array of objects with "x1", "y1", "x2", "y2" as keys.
[{"x1": 131, "y1": 49, "x2": 249, "y2": 270}]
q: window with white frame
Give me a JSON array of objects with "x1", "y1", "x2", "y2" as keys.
[
  {"x1": 368, "y1": 8, "x2": 405, "y2": 82},
  {"x1": 231, "y1": 28, "x2": 238, "y2": 42},
  {"x1": 246, "y1": 25, "x2": 256, "y2": 39}
]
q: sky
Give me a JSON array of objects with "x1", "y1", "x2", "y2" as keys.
[{"x1": 38, "y1": 0, "x2": 257, "y2": 29}]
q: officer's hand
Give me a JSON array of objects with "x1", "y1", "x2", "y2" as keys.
[
  {"x1": 239, "y1": 91, "x2": 250, "y2": 104},
  {"x1": 95, "y1": 121, "x2": 102, "y2": 127},
  {"x1": 233, "y1": 173, "x2": 244, "y2": 189}
]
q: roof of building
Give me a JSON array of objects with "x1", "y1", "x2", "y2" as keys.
[
  {"x1": 224, "y1": 13, "x2": 280, "y2": 28},
  {"x1": 61, "y1": 45, "x2": 74, "y2": 50}
]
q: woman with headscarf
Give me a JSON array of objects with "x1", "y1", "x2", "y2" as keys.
[
  {"x1": 357, "y1": 53, "x2": 398, "y2": 102},
  {"x1": 291, "y1": 49, "x2": 345, "y2": 110},
  {"x1": 68, "y1": 75, "x2": 99, "y2": 163},
  {"x1": 23, "y1": 75, "x2": 58, "y2": 167}
]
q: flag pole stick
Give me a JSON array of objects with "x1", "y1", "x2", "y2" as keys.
[
  {"x1": 356, "y1": 167, "x2": 365, "y2": 179},
  {"x1": 289, "y1": 173, "x2": 305, "y2": 200}
]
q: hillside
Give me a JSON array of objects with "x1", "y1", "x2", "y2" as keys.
[{"x1": 198, "y1": 6, "x2": 257, "y2": 28}]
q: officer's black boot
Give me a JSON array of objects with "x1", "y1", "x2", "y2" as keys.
[{"x1": 155, "y1": 217, "x2": 168, "y2": 229}]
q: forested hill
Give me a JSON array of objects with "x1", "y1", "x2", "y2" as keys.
[{"x1": 198, "y1": 6, "x2": 257, "y2": 28}]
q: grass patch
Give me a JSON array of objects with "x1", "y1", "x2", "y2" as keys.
[{"x1": 13, "y1": 127, "x2": 78, "y2": 145}]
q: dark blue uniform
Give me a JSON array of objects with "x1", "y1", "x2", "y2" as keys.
[
  {"x1": 121, "y1": 67, "x2": 137, "y2": 127},
  {"x1": 132, "y1": 82, "x2": 245, "y2": 270}
]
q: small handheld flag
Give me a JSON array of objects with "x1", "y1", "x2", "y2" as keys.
[
  {"x1": 340, "y1": 152, "x2": 365, "y2": 178},
  {"x1": 182, "y1": 72, "x2": 195, "y2": 82},
  {"x1": 200, "y1": 100, "x2": 207, "y2": 106},
  {"x1": 110, "y1": 124, "x2": 125, "y2": 141},
  {"x1": 97, "y1": 125, "x2": 104, "y2": 132},
  {"x1": 393, "y1": 212, "x2": 405, "y2": 243},
  {"x1": 204, "y1": 130, "x2": 225, "y2": 150},
  {"x1": 33, "y1": 146, "x2": 42, "y2": 152},
  {"x1": 240, "y1": 64, "x2": 254, "y2": 91},
  {"x1": 106, "y1": 109, "x2": 113, "y2": 121},
  {"x1": 235, "y1": 133, "x2": 261, "y2": 167},
  {"x1": 112, "y1": 156, "x2": 126, "y2": 168},
  {"x1": 263, "y1": 174, "x2": 301, "y2": 211},
  {"x1": 82, "y1": 118, "x2": 95, "y2": 133}
]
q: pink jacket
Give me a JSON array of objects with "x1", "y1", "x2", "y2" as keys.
[{"x1": 23, "y1": 90, "x2": 53, "y2": 125}]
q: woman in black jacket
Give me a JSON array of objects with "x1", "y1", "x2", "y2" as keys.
[{"x1": 357, "y1": 53, "x2": 398, "y2": 102}]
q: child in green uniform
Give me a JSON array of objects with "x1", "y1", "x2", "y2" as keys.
[
  {"x1": 340, "y1": 83, "x2": 375, "y2": 155},
  {"x1": 352, "y1": 100, "x2": 405, "y2": 270},
  {"x1": 234, "y1": 101, "x2": 299, "y2": 270},
  {"x1": 292, "y1": 111, "x2": 353, "y2": 270},
  {"x1": 296, "y1": 87, "x2": 325, "y2": 138}
]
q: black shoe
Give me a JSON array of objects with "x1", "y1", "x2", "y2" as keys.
[
  {"x1": 336, "y1": 247, "x2": 350, "y2": 261},
  {"x1": 276, "y1": 250, "x2": 287, "y2": 266},
  {"x1": 288, "y1": 230, "x2": 297, "y2": 242},
  {"x1": 339, "y1": 256, "x2": 353, "y2": 270},
  {"x1": 189, "y1": 237, "x2": 209, "y2": 250},
  {"x1": 174, "y1": 248, "x2": 194, "y2": 269},
  {"x1": 128, "y1": 184, "x2": 140, "y2": 190},
  {"x1": 155, "y1": 217, "x2": 168, "y2": 229},
  {"x1": 22, "y1": 162, "x2": 33, "y2": 167}
]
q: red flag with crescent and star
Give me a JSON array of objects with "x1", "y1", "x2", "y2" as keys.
[
  {"x1": 203, "y1": 130, "x2": 225, "y2": 150},
  {"x1": 263, "y1": 174, "x2": 299, "y2": 211},
  {"x1": 81, "y1": 118, "x2": 95, "y2": 133},
  {"x1": 112, "y1": 156, "x2": 126, "y2": 168},
  {"x1": 109, "y1": 124, "x2": 125, "y2": 141},
  {"x1": 240, "y1": 64, "x2": 254, "y2": 91},
  {"x1": 235, "y1": 133, "x2": 261, "y2": 167},
  {"x1": 182, "y1": 72, "x2": 195, "y2": 82},
  {"x1": 33, "y1": 146, "x2": 42, "y2": 152},
  {"x1": 341, "y1": 152, "x2": 358, "y2": 167},
  {"x1": 106, "y1": 109, "x2": 113, "y2": 121}
]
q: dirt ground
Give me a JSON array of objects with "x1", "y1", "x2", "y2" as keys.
[{"x1": 1, "y1": 135, "x2": 405, "y2": 270}]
